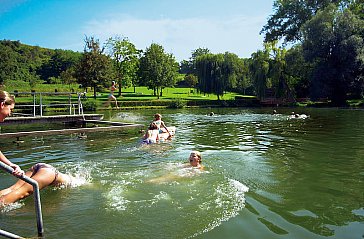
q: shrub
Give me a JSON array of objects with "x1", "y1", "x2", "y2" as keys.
[
  {"x1": 168, "y1": 99, "x2": 186, "y2": 108},
  {"x1": 82, "y1": 99, "x2": 97, "y2": 111}
]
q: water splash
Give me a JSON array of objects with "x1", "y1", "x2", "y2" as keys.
[
  {"x1": 191, "y1": 178, "x2": 249, "y2": 237},
  {"x1": 0, "y1": 201, "x2": 24, "y2": 213}
]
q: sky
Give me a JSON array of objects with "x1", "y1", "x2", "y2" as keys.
[{"x1": 0, "y1": 0, "x2": 274, "y2": 62}]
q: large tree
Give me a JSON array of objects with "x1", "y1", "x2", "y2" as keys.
[
  {"x1": 261, "y1": 0, "x2": 350, "y2": 43},
  {"x1": 75, "y1": 36, "x2": 114, "y2": 99},
  {"x1": 138, "y1": 43, "x2": 178, "y2": 99},
  {"x1": 285, "y1": 45, "x2": 312, "y2": 98},
  {"x1": 195, "y1": 53, "x2": 229, "y2": 100},
  {"x1": 107, "y1": 36, "x2": 141, "y2": 95},
  {"x1": 179, "y1": 47, "x2": 210, "y2": 75},
  {"x1": 302, "y1": 5, "x2": 364, "y2": 105},
  {"x1": 249, "y1": 49, "x2": 270, "y2": 100}
]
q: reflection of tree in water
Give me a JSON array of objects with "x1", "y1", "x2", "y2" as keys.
[{"x1": 256, "y1": 110, "x2": 364, "y2": 236}]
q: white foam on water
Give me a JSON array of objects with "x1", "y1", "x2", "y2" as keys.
[
  {"x1": 0, "y1": 201, "x2": 24, "y2": 212},
  {"x1": 56, "y1": 163, "x2": 93, "y2": 189},
  {"x1": 113, "y1": 112, "x2": 144, "y2": 123},
  {"x1": 191, "y1": 178, "x2": 249, "y2": 238},
  {"x1": 134, "y1": 191, "x2": 172, "y2": 208},
  {"x1": 104, "y1": 184, "x2": 131, "y2": 211}
]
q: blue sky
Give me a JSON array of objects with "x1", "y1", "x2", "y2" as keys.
[{"x1": 0, "y1": 0, "x2": 273, "y2": 61}]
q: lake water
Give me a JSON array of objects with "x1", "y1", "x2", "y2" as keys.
[{"x1": 0, "y1": 107, "x2": 363, "y2": 239}]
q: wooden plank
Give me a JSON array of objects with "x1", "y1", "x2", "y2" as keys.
[
  {"x1": 2, "y1": 114, "x2": 103, "y2": 125},
  {"x1": 0, "y1": 124, "x2": 144, "y2": 139}
]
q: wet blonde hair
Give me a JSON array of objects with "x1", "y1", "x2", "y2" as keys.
[
  {"x1": 0, "y1": 91, "x2": 15, "y2": 105},
  {"x1": 191, "y1": 151, "x2": 202, "y2": 162},
  {"x1": 154, "y1": 113, "x2": 162, "y2": 119}
]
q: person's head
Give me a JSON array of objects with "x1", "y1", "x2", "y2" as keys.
[
  {"x1": 149, "y1": 122, "x2": 158, "y2": 130},
  {"x1": 189, "y1": 151, "x2": 202, "y2": 167},
  {"x1": 0, "y1": 91, "x2": 15, "y2": 122},
  {"x1": 154, "y1": 113, "x2": 162, "y2": 120},
  {"x1": 112, "y1": 81, "x2": 116, "y2": 85}
]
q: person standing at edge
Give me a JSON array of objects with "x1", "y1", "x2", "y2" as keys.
[
  {"x1": 105, "y1": 81, "x2": 119, "y2": 109},
  {"x1": 0, "y1": 90, "x2": 24, "y2": 177}
]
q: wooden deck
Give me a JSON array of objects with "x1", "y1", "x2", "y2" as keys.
[
  {"x1": 0, "y1": 115, "x2": 144, "y2": 139},
  {"x1": 0, "y1": 123, "x2": 144, "y2": 139},
  {"x1": 1, "y1": 114, "x2": 104, "y2": 125}
]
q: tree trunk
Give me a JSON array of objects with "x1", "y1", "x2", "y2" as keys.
[{"x1": 93, "y1": 84, "x2": 97, "y2": 99}]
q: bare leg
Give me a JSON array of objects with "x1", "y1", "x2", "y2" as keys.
[
  {"x1": 0, "y1": 171, "x2": 33, "y2": 196},
  {"x1": 0, "y1": 168, "x2": 55, "y2": 205}
]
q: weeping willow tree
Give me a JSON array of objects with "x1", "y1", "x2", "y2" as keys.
[
  {"x1": 249, "y1": 49, "x2": 270, "y2": 100},
  {"x1": 195, "y1": 53, "x2": 229, "y2": 100}
]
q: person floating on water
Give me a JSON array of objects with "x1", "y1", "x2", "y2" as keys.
[
  {"x1": 0, "y1": 90, "x2": 24, "y2": 177},
  {"x1": 104, "y1": 81, "x2": 119, "y2": 109},
  {"x1": 152, "y1": 113, "x2": 172, "y2": 139},
  {"x1": 0, "y1": 163, "x2": 76, "y2": 207}
]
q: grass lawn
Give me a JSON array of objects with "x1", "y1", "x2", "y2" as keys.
[{"x1": 3, "y1": 82, "x2": 248, "y2": 104}]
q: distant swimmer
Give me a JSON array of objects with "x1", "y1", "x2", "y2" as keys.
[
  {"x1": 209, "y1": 112, "x2": 215, "y2": 116},
  {"x1": 0, "y1": 163, "x2": 76, "y2": 207},
  {"x1": 290, "y1": 112, "x2": 309, "y2": 119}
]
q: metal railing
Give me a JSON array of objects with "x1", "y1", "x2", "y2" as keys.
[
  {"x1": 12, "y1": 92, "x2": 85, "y2": 117},
  {"x1": 0, "y1": 162, "x2": 44, "y2": 238}
]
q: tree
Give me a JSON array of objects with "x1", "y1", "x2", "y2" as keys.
[
  {"x1": 60, "y1": 67, "x2": 78, "y2": 91},
  {"x1": 184, "y1": 74, "x2": 198, "y2": 90},
  {"x1": 302, "y1": 5, "x2": 364, "y2": 105},
  {"x1": 249, "y1": 49, "x2": 270, "y2": 100},
  {"x1": 179, "y1": 47, "x2": 211, "y2": 75},
  {"x1": 0, "y1": 43, "x2": 17, "y2": 85},
  {"x1": 235, "y1": 58, "x2": 252, "y2": 95},
  {"x1": 0, "y1": 40, "x2": 53, "y2": 86},
  {"x1": 195, "y1": 53, "x2": 228, "y2": 100},
  {"x1": 261, "y1": 0, "x2": 349, "y2": 43},
  {"x1": 107, "y1": 36, "x2": 141, "y2": 95},
  {"x1": 138, "y1": 43, "x2": 178, "y2": 99},
  {"x1": 285, "y1": 45, "x2": 312, "y2": 98},
  {"x1": 37, "y1": 49, "x2": 81, "y2": 84},
  {"x1": 75, "y1": 36, "x2": 115, "y2": 99}
]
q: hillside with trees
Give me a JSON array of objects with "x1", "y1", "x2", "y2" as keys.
[{"x1": 1, "y1": 0, "x2": 363, "y2": 106}]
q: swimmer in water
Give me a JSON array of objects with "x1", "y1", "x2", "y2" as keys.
[
  {"x1": 148, "y1": 151, "x2": 203, "y2": 183},
  {"x1": 142, "y1": 122, "x2": 160, "y2": 144},
  {"x1": 185, "y1": 151, "x2": 203, "y2": 169},
  {"x1": 0, "y1": 163, "x2": 75, "y2": 206}
]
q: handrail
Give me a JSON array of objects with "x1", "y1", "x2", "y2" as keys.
[
  {"x1": 12, "y1": 91, "x2": 84, "y2": 117},
  {"x1": 0, "y1": 162, "x2": 44, "y2": 238}
]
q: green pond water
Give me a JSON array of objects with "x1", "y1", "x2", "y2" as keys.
[{"x1": 0, "y1": 107, "x2": 363, "y2": 239}]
